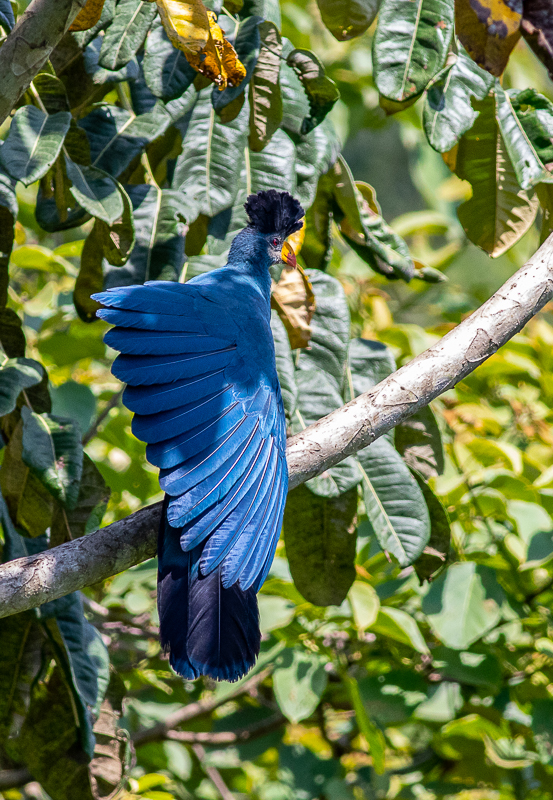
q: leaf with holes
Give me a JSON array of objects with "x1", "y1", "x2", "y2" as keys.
[
  {"x1": 358, "y1": 436, "x2": 431, "y2": 566},
  {"x1": 0, "y1": 107, "x2": 71, "y2": 186},
  {"x1": 20, "y1": 407, "x2": 84, "y2": 510},
  {"x1": 373, "y1": 0, "x2": 454, "y2": 102}
]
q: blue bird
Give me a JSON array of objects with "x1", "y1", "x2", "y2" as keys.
[{"x1": 94, "y1": 190, "x2": 304, "y2": 681}]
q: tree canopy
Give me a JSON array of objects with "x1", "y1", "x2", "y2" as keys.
[{"x1": 2, "y1": 0, "x2": 553, "y2": 799}]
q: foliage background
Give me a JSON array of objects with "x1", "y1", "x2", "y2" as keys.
[{"x1": 3, "y1": 0, "x2": 553, "y2": 799}]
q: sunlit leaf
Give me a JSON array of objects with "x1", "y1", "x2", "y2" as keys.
[
  {"x1": 373, "y1": 0, "x2": 454, "y2": 102},
  {"x1": 69, "y1": 0, "x2": 106, "y2": 31},
  {"x1": 370, "y1": 606, "x2": 429, "y2": 653},
  {"x1": 65, "y1": 158, "x2": 125, "y2": 226},
  {"x1": 495, "y1": 83, "x2": 549, "y2": 190},
  {"x1": 249, "y1": 20, "x2": 282, "y2": 151},
  {"x1": 284, "y1": 483, "x2": 358, "y2": 605},
  {"x1": 423, "y1": 47, "x2": 494, "y2": 153},
  {"x1": 143, "y1": 16, "x2": 197, "y2": 100},
  {"x1": 213, "y1": 16, "x2": 262, "y2": 115},
  {"x1": 344, "y1": 674, "x2": 386, "y2": 773},
  {"x1": 455, "y1": 0, "x2": 522, "y2": 76},
  {"x1": 0, "y1": 107, "x2": 71, "y2": 186},
  {"x1": 156, "y1": 0, "x2": 211, "y2": 57},
  {"x1": 99, "y1": 0, "x2": 158, "y2": 70},
  {"x1": 0, "y1": 358, "x2": 43, "y2": 416},
  {"x1": 286, "y1": 49, "x2": 340, "y2": 134},
  {"x1": 273, "y1": 648, "x2": 328, "y2": 722},
  {"x1": 348, "y1": 581, "x2": 380, "y2": 630}
]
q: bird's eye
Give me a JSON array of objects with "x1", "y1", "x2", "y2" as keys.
[{"x1": 272, "y1": 238, "x2": 279, "y2": 247}]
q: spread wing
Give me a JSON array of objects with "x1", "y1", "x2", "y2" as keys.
[{"x1": 94, "y1": 278, "x2": 287, "y2": 591}]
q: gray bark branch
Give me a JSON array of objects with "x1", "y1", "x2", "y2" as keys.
[
  {"x1": 0, "y1": 0, "x2": 87, "y2": 126},
  {"x1": 0, "y1": 235, "x2": 552, "y2": 619}
]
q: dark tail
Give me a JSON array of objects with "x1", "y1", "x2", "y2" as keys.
[{"x1": 157, "y1": 497, "x2": 261, "y2": 682}]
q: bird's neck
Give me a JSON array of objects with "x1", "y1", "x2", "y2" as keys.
[{"x1": 227, "y1": 228, "x2": 272, "y2": 302}]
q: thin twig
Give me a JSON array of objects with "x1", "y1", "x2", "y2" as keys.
[
  {"x1": 192, "y1": 743, "x2": 235, "y2": 800},
  {"x1": 82, "y1": 389, "x2": 123, "y2": 445}
]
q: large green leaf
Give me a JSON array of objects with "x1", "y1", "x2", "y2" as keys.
[
  {"x1": 78, "y1": 103, "x2": 171, "y2": 178},
  {"x1": 358, "y1": 670, "x2": 427, "y2": 726},
  {"x1": 286, "y1": 49, "x2": 340, "y2": 134},
  {"x1": 423, "y1": 47, "x2": 494, "y2": 153},
  {"x1": 373, "y1": 0, "x2": 454, "y2": 102},
  {"x1": 249, "y1": 127, "x2": 297, "y2": 195},
  {"x1": 301, "y1": 171, "x2": 334, "y2": 270},
  {"x1": 65, "y1": 158, "x2": 125, "y2": 226},
  {"x1": 431, "y1": 646, "x2": 502, "y2": 690},
  {"x1": 51, "y1": 453, "x2": 109, "y2": 546},
  {"x1": 143, "y1": 16, "x2": 196, "y2": 101},
  {"x1": 0, "y1": 358, "x2": 43, "y2": 416},
  {"x1": 371, "y1": 606, "x2": 429, "y2": 653},
  {"x1": 495, "y1": 83, "x2": 550, "y2": 190},
  {"x1": 273, "y1": 648, "x2": 328, "y2": 723},
  {"x1": 344, "y1": 674, "x2": 386, "y2": 773},
  {"x1": 20, "y1": 407, "x2": 84, "y2": 510},
  {"x1": 509, "y1": 88, "x2": 553, "y2": 170},
  {"x1": 297, "y1": 269, "x2": 351, "y2": 390},
  {"x1": 422, "y1": 562, "x2": 506, "y2": 649},
  {"x1": 249, "y1": 21, "x2": 282, "y2": 151},
  {"x1": 0, "y1": 167, "x2": 17, "y2": 309},
  {"x1": 316, "y1": 0, "x2": 379, "y2": 41},
  {"x1": 295, "y1": 117, "x2": 340, "y2": 210},
  {"x1": 283, "y1": 483, "x2": 358, "y2": 605},
  {"x1": 99, "y1": 0, "x2": 157, "y2": 70},
  {"x1": 358, "y1": 436, "x2": 431, "y2": 566},
  {"x1": 451, "y1": 94, "x2": 539, "y2": 256},
  {"x1": 280, "y1": 40, "x2": 311, "y2": 137},
  {"x1": 271, "y1": 310, "x2": 297, "y2": 422},
  {"x1": 0, "y1": 106, "x2": 71, "y2": 186},
  {"x1": 348, "y1": 337, "x2": 396, "y2": 398},
  {"x1": 173, "y1": 87, "x2": 249, "y2": 219},
  {"x1": 104, "y1": 184, "x2": 185, "y2": 287}
]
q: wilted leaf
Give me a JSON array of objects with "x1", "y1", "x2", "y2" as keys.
[
  {"x1": 0, "y1": 107, "x2": 71, "y2": 186},
  {"x1": 358, "y1": 436, "x2": 431, "y2": 566},
  {"x1": 455, "y1": 0, "x2": 522, "y2": 76},
  {"x1": 286, "y1": 49, "x2": 340, "y2": 134},
  {"x1": 70, "y1": 0, "x2": 106, "y2": 31},
  {"x1": 143, "y1": 16, "x2": 197, "y2": 100},
  {"x1": 284, "y1": 483, "x2": 358, "y2": 605},
  {"x1": 522, "y1": 0, "x2": 553, "y2": 77},
  {"x1": 423, "y1": 47, "x2": 494, "y2": 153},
  {"x1": 273, "y1": 648, "x2": 328, "y2": 722},
  {"x1": 422, "y1": 562, "x2": 506, "y2": 649},
  {"x1": 213, "y1": 16, "x2": 262, "y2": 114},
  {"x1": 249, "y1": 20, "x2": 282, "y2": 150},
  {"x1": 271, "y1": 264, "x2": 315, "y2": 349},
  {"x1": 99, "y1": 0, "x2": 158, "y2": 70},
  {"x1": 316, "y1": 0, "x2": 379, "y2": 41},
  {"x1": 373, "y1": 0, "x2": 454, "y2": 102},
  {"x1": 450, "y1": 94, "x2": 539, "y2": 256},
  {"x1": 156, "y1": 0, "x2": 211, "y2": 57},
  {"x1": 21, "y1": 407, "x2": 84, "y2": 510}
]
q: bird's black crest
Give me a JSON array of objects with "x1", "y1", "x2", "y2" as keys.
[{"x1": 245, "y1": 190, "x2": 304, "y2": 237}]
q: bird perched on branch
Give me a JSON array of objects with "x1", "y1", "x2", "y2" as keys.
[{"x1": 94, "y1": 190, "x2": 304, "y2": 681}]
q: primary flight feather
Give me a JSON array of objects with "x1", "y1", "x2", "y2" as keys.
[{"x1": 94, "y1": 190, "x2": 304, "y2": 682}]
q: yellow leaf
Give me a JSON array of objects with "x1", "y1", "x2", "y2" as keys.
[
  {"x1": 271, "y1": 264, "x2": 315, "y2": 350},
  {"x1": 455, "y1": 0, "x2": 521, "y2": 76},
  {"x1": 156, "y1": 0, "x2": 210, "y2": 55},
  {"x1": 69, "y1": 0, "x2": 106, "y2": 31},
  {"x1": 286, "y1": 222, "x2": 305, "y2": 255},
  {"x1": 187, "y1": 11, "x2": 246, "y2": 88}
]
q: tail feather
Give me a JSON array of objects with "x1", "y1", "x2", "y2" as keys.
[{"x1": 157, "y1": 497, "x2": 261, "y2": 682}]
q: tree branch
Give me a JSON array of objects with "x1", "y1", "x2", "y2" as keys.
[
  {"x1": 0, "y1": 235, "x2": 552, "y2": 618},
  {"x1": 165, "y1": 714, "x2": 284, "y2": 745},
  {"x1": 0, "y1": 0, "x2": 87, "y2": 126}
]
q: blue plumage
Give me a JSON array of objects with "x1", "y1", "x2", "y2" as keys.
[{"x1": 94, "y1": 189, "x2": 304, "y2": 681}]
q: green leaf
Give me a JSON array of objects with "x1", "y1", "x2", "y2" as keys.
[
  {"x1": 343, "y1": 674, "x2": 386, "y2": 773},
  {"x1": 258, "y1": 595, "x2": 296, "y2": 633},
  {"x1": 271, "y1": 310, "x2": 297, "y2": 422},
  {"x1": 249, "y1": 127, "x2": 297, "y2": 195},
  {"x1": 74, "y1": 225, "x2": 104, "y2": 322},
  {"x1": 509, "y1": 88, "x2": 553, "y2": 170},
  {"x1": 280, "y1": 40, "x2": 311, "y2": 137},
  {"x1": 395, "y1": 406, "x2": 444, "y2": 479},
  {"x1": 422, "y1": 562, "x2": 506, "y2": 649},
  {"x1": 414, "y1": 681, "x2": 463, "y2": 723},
  {"x1": 348, "y1": 337, "x2": 396, "y2": 398},
  {"x1": 0, "y1": 167, "x2": 17, "y2": 309},
  {"x1": 104, "y1": 184, "x2": 185, "y2": 287},
  {"x1": 370, "y1": 606, "x2": 429, "y2": 654},
  {"x1": 358, "y1": 436, "x2": 431, "y2": 566},
  {"x1": 495, "y1": 83, "x2": 550, "y2": 190},
  {"x1": 99, "y1": 0, "x2": 158, "y2": 70},
  {"x1": 79, "y1": 103, "x2": 171, "y2": 179},
  {"x1": 20, "y1": 407, "x2": 84, "y2": 510},
  {"x1": 297, "y1": 270, "x2": 351, "y2": 390},
  {"x1": 248, "y1": 21, "x2": 282, "y2": 151},
  {"x1": 0, "y1": 358, "x2": 43, "y2": 416},
  {"x1": 431, "y1": 646, "x2": 502, "y2": 690},
  {"x1": 295, "y1": 118, "x2": 340, "y2": 211},
  {"x1": 50, "y1": 381, "x2": 96, "y2": 437},
  {"x1": 358, "y1": 670, "x2": 427, "y2": 726},
  {"x1": 286, "y1": 49, "x2": 340, "y2": 134},
  {"x1": 0, "y1": 309, "x2": 26, "y2": 358},
  {"x1": 65, "y1": 158, "x2": 125, "y2": 226},
  {"x1": 283, "y1": 483, "x2": 358, "y2": 605},
  {"x1": 273, "y1": 648, "x2": 328, "y2": 723},
  {"x1": 173, "y1": 86, "x2": 249, "y2": 219},
  {"x1": 348, "y1": 580, "x2": 380, "y2": 630},
  {"x1": 96, "y1": 184, "x2": 136, "y2": 266},
  {"x1": 213, "y1": 16, "x2": 262, "y2": 114},
  {"x1": 423, "y1": 47, "x2": 494, "y2": 153},
  {"x1": 316, "y1": 0, "x2": 379, "y2": 41},
  {"x1": 450, "y1": 94, "x2": 539, "y2": 256},
  {"x1": 373, "y1": 0, "x2": 454, "y2": 102},
  {"x1": 33, "y1": 73, "x2": 71, "y2": 114},
  {"x1": 51, "y1": 454, "x2": 109, "y2": 546},
  {"x1": 0, "y1": 106, "x2": 71, "y2": 186},
  {"x1": 412, "y1": 472, "x2": 450, "y2": 582},
  {"x1": 143, "y1": 16, "x2": 197, "y2": 100},
  {"x1": 301, "y1": 171, "x2": 334, "y2": 270}
]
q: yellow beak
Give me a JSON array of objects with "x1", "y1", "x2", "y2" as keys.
[{"x1": 281, "y1": 240, "x2": 297, "y2": 268}]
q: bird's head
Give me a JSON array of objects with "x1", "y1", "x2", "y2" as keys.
[{"x1": 243, "y1": 190, "x2": 304, "y2": 268}]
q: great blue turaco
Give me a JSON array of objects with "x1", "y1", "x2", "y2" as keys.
[{"x1": 94, "y1": 190, "x2": 303, "y2": 681}]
